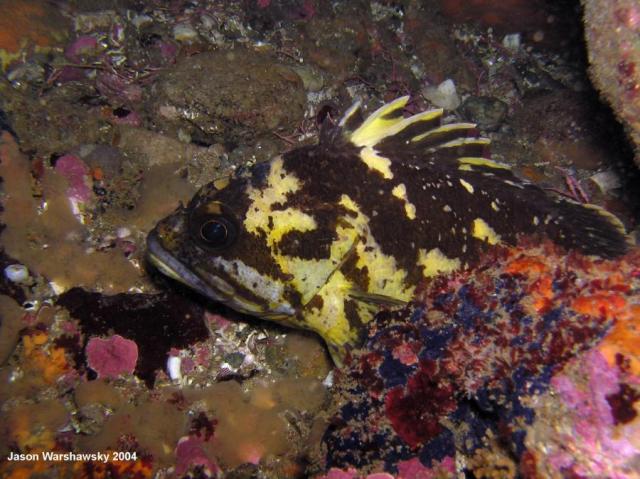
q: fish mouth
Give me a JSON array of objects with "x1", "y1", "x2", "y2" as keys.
[
  {"x1": 146, "y1": 230, "x2": 295, "y2": 320},
  {"x1": 147, "y1": 230, "x2": 232, "y2": 305}
]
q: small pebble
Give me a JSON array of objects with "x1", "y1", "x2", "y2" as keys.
[
  {"x1": 131, "y1": 14, "x2": 153, "y2": 29},
  {"x1": 116, "y1": 227, "x2": 131, "y2": 239},
  {"x1": 173, "y1": 23, "x2": 199, "y2": 42},
  {"x1": 460, "y1": 96, "x2": 509, "y2": 132},
  {"x1": 589, "y1": 170, "x2": 622, "y2": 194},
  {"x1": 4, "y1": 264, "x2": 29, "y2": 283},
  {"x1": 224, "y1": 351, "x2": 245, "y2": 369},
  {"x1": 49, "y1": 281, "x2": 66, "y2": 296}
]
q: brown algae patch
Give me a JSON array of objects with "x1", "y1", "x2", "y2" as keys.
[
  {"x1": 0, "y1": 294, "x2": 23, "y2": 364},
  {"x1": 69, "y1": 376, "x2": 328, "y2": 472},
  {"x1": 0, "y1": 133, "x2": 141, "y2": 294},
  {"x1": 120, "y1": 162, "x2": 198, "y2": 232},
  {"x1": 0, "y1": 399, "x2": 68, "y2": 455},
  {"x1": 184, "y1": 376, "x2": 329, "y2": 469},
  {"x1": 77, "y1": 396, "x2": 188, "y2": 468}
]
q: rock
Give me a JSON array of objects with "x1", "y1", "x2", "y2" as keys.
[
  {"x1": 460, "y1": 96, "x2": 508, "y2": 131},
  {"x1": 299, "y1": 16, "x2": 368, "y2": 82},
  {"x1": 291, "y1": 64, "x2": 325, "y2": 92},
  {"x1": 173, "y1": 23, "x2": 199, "y2": 43},
  {"x1": 146, "y1": 48, "x2": 306, "y2": 147},
  {"x1": 0, "y1": 82, "x2": 111, "y2": 158},
  {"x1": 405, "y1": 4, "x2": 475, "y2": 91}
]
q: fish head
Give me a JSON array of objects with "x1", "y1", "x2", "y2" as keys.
[{"x1": 146, "y1": 154, "x2": 359, "y2": 340}]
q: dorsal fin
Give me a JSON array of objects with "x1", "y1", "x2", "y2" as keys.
[
  {"x1": 336, "y1": 96, "x2": 491, "y2": 161},
  {"x1": 333, "y1": 97, "x2": 632, "y2": 258}
]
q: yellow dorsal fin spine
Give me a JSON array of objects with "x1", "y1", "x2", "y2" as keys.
[
  {"x1": 428, "y1": 137, "x2": 491, "y2": 152},
  {"x1": 339, "y1": 101, "x2": 362, "y2": 128},
  {"x1": 457, "y1": 157, "x2": 510, "y2": 170},
  {"x1": 340, "y1": 97, "x2": 494, "y2": 163},
  {"x1": 411, "y1": 123, "x2": 477, "y2": 143},
  {"x1": 349, "y1": 96, "x2": 410, "y2": 147}
]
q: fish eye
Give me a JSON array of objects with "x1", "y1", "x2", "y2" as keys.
[
  {"x1": 189, "y1": 202, "x2": 239, "y2": 250},
  {"x1": 200, "y1": 219, "x2": 229, "y2": 246},
  {"x1": 196, "y1": 216, "x2": 237, "y2": 249}
]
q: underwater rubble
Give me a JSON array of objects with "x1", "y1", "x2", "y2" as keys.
[{"x1": 0, "y1": 0, "x2": 638, "y2": 478}]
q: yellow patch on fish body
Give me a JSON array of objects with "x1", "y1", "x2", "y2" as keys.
[
  {"x1": 338, "y1": 195, "x2": 413, "y2": 301},
  {"x1": 472, "y1": 218, "x2": 501, "y2": 245},
  {"x1": 417, "y1": 248, "x2": 462, "y2": 277},
  {"x1": 147, "y1": 96, "x2": 630, "y2": 365},
  {"x1": 459, "y1": 178, "x2": 474, "y2": 194},
  {"x1": 302, "y1": 270, "x2": 356, "y2": 349},
  {"x1": 360, "y1": 146, "x2": 394, "y2": 179},
  {"x1": 391, "y1": 183, "x2": 417, "y2": 220},
  {"x1": 244, "y1": 155, "x2": 316, "y2": 245}
]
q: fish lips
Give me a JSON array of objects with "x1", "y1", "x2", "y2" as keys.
[{"x1": 146, "y1": 229, "x2": 232, "y2": 305}]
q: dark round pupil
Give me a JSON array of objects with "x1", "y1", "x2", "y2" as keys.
[{"x1": 200, "y1": 220, "x2": 227, "y2": 245}]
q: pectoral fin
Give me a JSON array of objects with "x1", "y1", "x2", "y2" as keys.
[{"x1": 348, "y1": 288, "x2": 408, "y2": 308}]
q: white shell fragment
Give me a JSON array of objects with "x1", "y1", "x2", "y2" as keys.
[
  {"x1": 502, "y1": 33, "x2": 521, "y2": 52},
  {"x1": 167, "y1": 356, "x2": 182, "y2": 382},
  {"x1": 590, "y1": 170, "x2": 622, "y2": 194},
  {"x1": 422, "y1": 79, "x2": 461, "y2": 110},
  {"x1": 322, "y1": 370, "x2": 334, "y2": 388},
  {"x1": 4, "y1": 264, "x2": 29, "y2": 283}
]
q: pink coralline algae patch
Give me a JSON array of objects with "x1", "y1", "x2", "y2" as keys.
[
  {"x1": 318, "y1": 469, "x2": 394, "y2": 479},
  {"x1": 396, "y1": 457, "x2": 455, "y2": 479},
  {"x1": 317, "y1": 458, "x2": 455, "y2": 479},
  {"x1": 64, "y1": 35, "x2": 99, "y2": 63},
  {"x1": 54, "y1": 154, "x2": 93, "y2": 202},
  {"x1": 86, "y1": 334, "x2": 138, "y2": 379},
  {"x1": 532, "y1": 349, "x2": 640, "y2": 478},
  {"x1": 175, "y1": 435, "x2": 219, "y2": 476}
]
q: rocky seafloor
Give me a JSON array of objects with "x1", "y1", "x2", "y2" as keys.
[{"x1": 0, "y1": 1, "x2": 639, "y2": 478}]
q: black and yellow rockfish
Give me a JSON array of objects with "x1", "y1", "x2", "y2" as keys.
[{"x1": 147, "y1": 96, "x2": 630, "y2": 363}]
